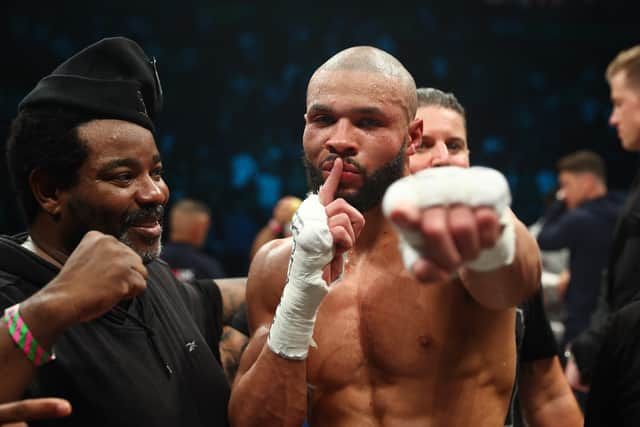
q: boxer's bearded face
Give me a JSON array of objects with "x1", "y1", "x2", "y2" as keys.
[{"x1": 303, "y1": 142, "x2": 405, "y2": 213}]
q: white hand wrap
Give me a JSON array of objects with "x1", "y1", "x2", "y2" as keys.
[
  {"x1": 382, "y1": 166, "x2": 516, "y2": 273},
  {"x1": 267, "y1": 194, "x2": 334, "y2": 360}
]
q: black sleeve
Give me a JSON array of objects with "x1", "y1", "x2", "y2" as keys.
[
  {"x1": 519, "y1": 288, "x2": 558, "y2": 363},
  {"x1": 570, "y1": 275, "x2": 611, "y2": 383},
  {"x1": 537, "y1": 200, "x2": 584, "y2": 251},
  {"x1": 0, "y1": 278, "x2": 33, "y2": 312},
  {"x1": 0, "y1": 293, "x2": 17, "y2": 312},
  {"x1": 183, "y1": 279, "x2": 224, "y2": 364},
  {"x1": 585, "y1": 301, "x2": 640, "y2": 426}
]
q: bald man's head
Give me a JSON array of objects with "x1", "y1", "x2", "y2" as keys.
[{"x1": 308, "y1": 46, "x2": 417, "y2": 123}]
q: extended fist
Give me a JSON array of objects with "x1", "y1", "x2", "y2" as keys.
[{"x1": 383, "y1": 166, "x2": 515, "y2": 281}]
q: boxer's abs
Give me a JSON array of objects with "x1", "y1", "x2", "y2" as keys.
[{"x1": 305, "y1": 269, "x2": 517, "y2": 426}]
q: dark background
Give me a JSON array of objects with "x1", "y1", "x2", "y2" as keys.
[{"x1": 1, "y1": 0, "x2": 638, "y2": 275}]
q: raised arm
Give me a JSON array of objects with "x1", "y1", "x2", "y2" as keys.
[
  {"x1": 229, "y1": 239, "x2": 308, "y2": 427},
  {"x1": 229, "y1": 159, "x2": 364, "y2": 427},
  {"x1": 0, "y1": 231, "x2": 148, "y2": 402}
]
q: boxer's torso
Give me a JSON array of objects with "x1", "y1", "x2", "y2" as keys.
[{"x1": 305, "y1": 237, "x2": 517, "y2": 427}]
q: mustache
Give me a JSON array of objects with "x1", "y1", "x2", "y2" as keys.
[
  {"x1": 319, "y1": 154, "x2": 366, "y2": 175},
  {"x1": 122, "y1": 205, "x2": 165, "y2": 227}
]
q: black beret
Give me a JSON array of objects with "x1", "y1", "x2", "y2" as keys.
[{"x1": 19, "y1": 36, "x2": 163, "y2": 132}]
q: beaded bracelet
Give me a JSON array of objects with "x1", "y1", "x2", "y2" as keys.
[{"x1": 3, "y1": 304, "x2": 55, "y2": 367}]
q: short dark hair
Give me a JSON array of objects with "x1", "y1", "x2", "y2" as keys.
[
  {"x1": 6, "y1": 105, "x2": 94, "y2": 225},
  {"x1": 557, "y1": 150, "x2": 606, "y2": 183},
  {"x1": 416, "y1": 87, "x2": 466, "y2": 124}
]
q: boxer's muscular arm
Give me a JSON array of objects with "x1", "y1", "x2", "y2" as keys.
[
  {"x1": 519, "y1": 357, "x2": 583, "y2": 427},
  {"x1": 460, "y1": 210, "x2": 541, "y2": 310},
  {"x1": 230, "y1": 160, "x2": 362, "y2": 427},
  {"x1": 229, "y1": 239, "x2": 308, "y2": 427}
]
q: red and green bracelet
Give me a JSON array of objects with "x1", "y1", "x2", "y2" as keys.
[{"x1": 3, "y1": 304, "x2": 56, "y2": 367}]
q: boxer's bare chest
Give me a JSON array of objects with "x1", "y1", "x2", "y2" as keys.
[{"x1": 306, "y1": 254, "x2": 494, "y2": 388}]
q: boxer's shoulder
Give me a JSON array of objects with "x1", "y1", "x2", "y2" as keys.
[
  {"x1": 247, "y1": 237, "x2": 293, "y2": 329},
  {"x1": 251, "y1": 237, "x2": 293, "y2": 273}
]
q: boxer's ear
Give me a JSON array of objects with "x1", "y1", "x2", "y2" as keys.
[{"x1": 407, "y1": 117, "x2": 422, "y2": 156}]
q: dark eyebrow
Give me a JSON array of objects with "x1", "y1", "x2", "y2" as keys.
[
  {"x1": 351, "y1": 106, "x2": 385, "y2": 116},
  {"x1": 99, "y1": 159, "x2": 139, "y2": 173},
  {"x1": 307, "y1": 103, "x2": 385, "y2": 116},
  {"x1": 98, "y1": 154, "x2": 162, "y2": 174},
  {"x1": 307, "y1": 103, "x2": 334, "y2": 114},
  {"x1": 446, "y1": 137, "x2": 466, "y2": 144}
]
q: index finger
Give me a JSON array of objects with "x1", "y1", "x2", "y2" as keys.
[
  {"x1": 0, "y1": 398, "x2": 71, "y2": 423},
  {"x1": 318, "y1": 158, "x2": 343, "y2": 206}
]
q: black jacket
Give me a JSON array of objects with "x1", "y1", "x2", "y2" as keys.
[
  {"x1": 0, "y1": 233, "x2": 229, "y2": 427},
  {"x1": 585, "y1": 300, "x2": 640, "y2": 426},
  {"x1": 572, "y1": 177, "x2": 640, "y2": 381},
  {"x1": 537, "y1": 193, "x2": 624, "y2": 345}
]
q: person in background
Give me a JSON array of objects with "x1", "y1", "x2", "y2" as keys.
[
  {"x1": 537, "y1": 151, "x2": 623, "y2": 355},
  {"x1": 582, "y1": 44, "x2": 640, "y2": 426},
  {"x1": 162, "y1": 198, "x2": 226, "y2": 281},
  {"x1": 528, "y1": 190, "x2": 570, "y2": 345},
  {"x1": 249, "y1": 195, "x2": 301, "y2": 260},
  {"x1": 411, "y1": 87, "x2": 582, "y2": 427}
]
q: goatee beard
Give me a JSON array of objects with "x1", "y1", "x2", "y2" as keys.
[
  {"x1": 119, "y1": 205, "x2": 165, "y2": 264},
  {"x1": 119, "y1": 232, "x2": 162, "y2": 264},
  {"x1": 65, "y1": 195, "x2": 165, "y2": 264},
  {"x1": 303, "y1": 144, "x2": 406, "y2": 213}
]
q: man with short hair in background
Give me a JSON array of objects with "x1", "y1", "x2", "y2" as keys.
[
  {"x1": 162, "y1": 198, "x2": 226, "y2": 281},
  {"x1": 582, "y1": 44, "x2": 640, "y2": 425},
  {"x1": 537, "y1": 150, "x2": 623, "y2": 356}
]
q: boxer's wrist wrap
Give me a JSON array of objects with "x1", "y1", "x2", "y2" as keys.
[
  {"x1": 382, "y1": 166, "x2": 515, "y2": 273},
  {"x1": 464, "y1": 209, "x2": 515, "y2": 271},
  {"x1": 268, "y1": 194, "x2": 334, "y2": 360}
]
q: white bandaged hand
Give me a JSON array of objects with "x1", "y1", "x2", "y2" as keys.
[
  {"x1": 382, "y1": 166, "x2": 516, "y2": 273},
  {"x1": 267, "y1": 194, "x2": 334, "y2": 360}
]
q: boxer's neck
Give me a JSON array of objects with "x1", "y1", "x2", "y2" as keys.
[{"x1": 353, "y1": 206, "x2": 396, "y2": 253}]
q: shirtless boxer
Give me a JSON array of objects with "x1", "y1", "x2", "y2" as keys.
[
  {"x1": 411, "y1": 87, "x2": 582, "y2": 427},
  {"x1": 229, "y1": 46, "x2": 540, "y2": 427}
]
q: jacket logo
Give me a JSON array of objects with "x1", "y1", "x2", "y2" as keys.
[{"x1": 185, "y1": 340, "x2": 197, "y2": 352}]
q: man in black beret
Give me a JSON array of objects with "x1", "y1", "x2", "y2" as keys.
[{"x1": 0, "y1": 37, "x2": 229, "y2": 426}]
